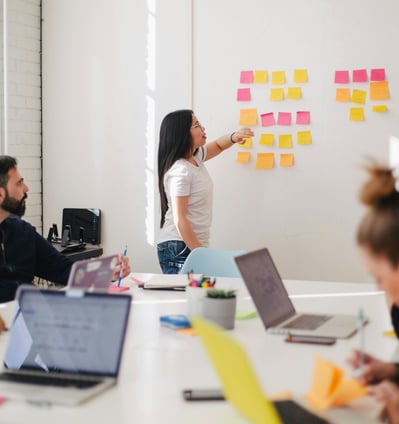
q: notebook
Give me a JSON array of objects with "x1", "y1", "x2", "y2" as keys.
[
  {"x1": 192, "y1": 317, "x2": 329, "y2": 424},
  {"x1": 0, "y1": 286, "x2": 131, "y2": 406},
  {"x1": 234, "y1": 248, "x2": 363, "y2": 339}
]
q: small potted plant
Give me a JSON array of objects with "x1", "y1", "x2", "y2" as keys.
[{"x1": 202, "y1": 289, "x2": 237, "y2": 330}]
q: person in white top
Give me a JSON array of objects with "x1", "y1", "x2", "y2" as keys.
[{"x1": 157, "y1": 109, "x2": 253, "y2": 274}]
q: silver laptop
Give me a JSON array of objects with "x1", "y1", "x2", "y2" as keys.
[
  {"x1": 234, "y1": 248, "x2": 363, "y2": 339},
  {"x1": 0, "y1": 286, "x2": 131, "y2": 406}
]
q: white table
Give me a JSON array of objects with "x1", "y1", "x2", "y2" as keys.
[{"x1": 0, "y1": 275, "x2": 395, "y2": 423}]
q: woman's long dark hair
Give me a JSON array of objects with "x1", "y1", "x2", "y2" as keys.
[{"x1": 158, "y1": 109, "x2": 193, "y2": 228}]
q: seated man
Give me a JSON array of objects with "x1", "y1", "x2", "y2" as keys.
[{"x1": 0, "y1": 155, "x2": 130, "y2": 302}]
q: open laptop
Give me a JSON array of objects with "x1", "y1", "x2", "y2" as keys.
[
  {"x1": 192, "y1": 317, "x2": 329, "y2": 424},
  {"x1": 234, "y1": 248, "x2": 362, "y2": 339},
  {"x1": 0, "y1": 286, "x2": 131, "y2": 406}
]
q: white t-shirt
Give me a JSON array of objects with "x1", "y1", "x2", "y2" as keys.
[{"x1": 158, "y1": 146, "x2": 213, "y2": 246}]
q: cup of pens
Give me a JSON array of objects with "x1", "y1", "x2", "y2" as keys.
[{"x1": 186, "y1": 272, "x2": 216, "y2": 318}]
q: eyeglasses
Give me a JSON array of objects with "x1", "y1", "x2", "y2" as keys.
[{"x1": 191, "y1": 122, "x2": 204, "y2": 129}]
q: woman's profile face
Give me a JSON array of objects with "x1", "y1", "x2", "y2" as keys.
[
  {"x1": 359, "y1": 245, "x2": 399, "y2": 303},
  {"x1": 189, "y1": 114, "x2": 207, "y2": 151}
]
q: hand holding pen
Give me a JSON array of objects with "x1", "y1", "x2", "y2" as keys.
[{"x1": 117, "y1": 246, "x2": 129, "y2": 287}]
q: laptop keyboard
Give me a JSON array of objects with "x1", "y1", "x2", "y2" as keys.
[
  {"x1": 282, "y1": 314, "x2": 332, "y2": 330},
  {"x1": 0, "y1": 372, "x2": 101, "y2": 389},
  {"x1": 274, "y1": 400, "x2": 330, "y2": 424}
]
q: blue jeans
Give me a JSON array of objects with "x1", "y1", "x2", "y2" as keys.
[{"x1": 157, "y1": 240, "x2": 191, "y2": 274}]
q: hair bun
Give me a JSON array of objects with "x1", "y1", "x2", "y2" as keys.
[{"x1": 360, "y1": 162, "x2": 396, "y2": 207}]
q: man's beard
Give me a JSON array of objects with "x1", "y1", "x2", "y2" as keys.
[{"x1": 2, "y1": 191, "x2": 27, "y2": 217}]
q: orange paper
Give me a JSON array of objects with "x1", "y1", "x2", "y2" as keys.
[
  {"x1": 369, "y1": 81, "x2": 389, "y2": 100},
  {"x1": 280, "y1": 154, "x2": 294, "y2": 167},
  {"x1": 256, "y1": 153, "x2": 274, "y2": 169},
  {"x1": 336, "y1": 88, "x2": 350, "y2": 102},
  {"x1": 236, "y1": 151, "x2": 251, "y2": 164},
  {"x1": 239, "y1": 109, "x2": 257, "y2": 126}
]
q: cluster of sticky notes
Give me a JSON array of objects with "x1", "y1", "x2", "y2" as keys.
[
  {"x1": 306, "y1": 356, "x2": 367, "y2": 410},
  {"x1": 334, "y1": 68, "x2": 389, "y2": 121}
]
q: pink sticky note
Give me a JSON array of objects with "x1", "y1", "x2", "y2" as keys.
[
  {"x1": 240, "y1": 70, "x2": 253, "y2": 84},
  {"x1": 109, "y1": 286, "x2": 130, "y2": 292},
  {"x1": 261, "y1": 112, "x2": 275, "y2": 127},
  {"x1": 370, "y1": 68, "x2": 386, "y2": 81},
  {"x1": 353, "y1": 69, "x2": 367, "y2": 83},
  {"x1": 296, "y1": 111, "x2": 310, "y2": 125},
  {"x1": 237, "y1": 88, "x2": 251, "y2": 101},
  {"x1": 334, "y1": 70, "x2": 349, "y2": 84},
  {"x1": 277, "y1": 112, "x2": 291, "y2": 126}
]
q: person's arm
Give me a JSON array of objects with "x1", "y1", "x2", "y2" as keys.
[
  {"x1": 205, "y1": 128, "x2": 254, "y2": 161},
  {"x1": 171, "y1": 195, "x2": 202, "y2": 251}
]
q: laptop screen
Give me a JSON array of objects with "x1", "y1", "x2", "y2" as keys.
[{"x1": 4, "y1": 288, "x2": 131, "y2": 377}]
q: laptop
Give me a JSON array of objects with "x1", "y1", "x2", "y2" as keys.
[
  {"x1": 0, "y1": 286, "x2": 131, "y2": 406},
  {"x1": 234, "y1": 248, "x2": 362, "y2": 339},
  {"x1": 192, "y1": 317, "x2": 329, "y2": 424}
]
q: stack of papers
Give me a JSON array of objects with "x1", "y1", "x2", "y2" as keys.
[{"x1": 139, "y1": 274, "x2": 189, "y2": 290}]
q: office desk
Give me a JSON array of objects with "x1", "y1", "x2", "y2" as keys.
[{"x1": 0, "y1": 276, "x2": 395, "y2": 423}]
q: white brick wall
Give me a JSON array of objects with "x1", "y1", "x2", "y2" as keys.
[{"x1": 5, "y1": 0, "x2": 42, "y2": 232}]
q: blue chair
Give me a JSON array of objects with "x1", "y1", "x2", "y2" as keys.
[{"x1": 179, "y1": 247, "x2": 247, "y2": 278}]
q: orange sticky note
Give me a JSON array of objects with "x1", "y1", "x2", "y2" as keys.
[
  {"x1": 370, "y1": 81, "x2": 389, "y2": 100},
  {"x1": 293, "y1": 69, "x2": 308, "y2": 83},
  {"x1": 238, "y1": 137, "x2": 252, "y2": 148},
  {"x1": 287, "y1": 87, "x2": 302, "y2": 99},
  {"x1": 297, "y1": 130, "x2": 312, "y2": 145},
  {"x1": 351, "y1": 89, "x2": 367, "y2": 104},
  {"x1": 259, "y1": 134, "x2": 274, "y2": 146},
  {"x1": 236, "y1": 151, "x2": 251, "y2": 164},
  {"x1": 271, "y1": 71, "x2": 286, "y2": 85},
  {"x1": 256, "y1": 153, "x2": 274, "y2": 169},
  {"x1": 253, "y1": 70, "x2": 268, "y2": 83},
  {"x1": 280, "y1": 153, "x2": 294, "y2": 167},
  {"x1": 349, "y1": 107, "x2": 365, "y2": 121},
  {"x1": 278, "y1": 134, "x2": 293, "y2": 149},
  {"x1": 239, "y1": 109, "x2": 257, "y2": 126},
  {"x1": 336, "y1": 88, "x2": 350, "y2": 102}
]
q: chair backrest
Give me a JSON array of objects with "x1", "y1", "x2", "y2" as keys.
[{"x1": 179, "y1": 247, "x2": 247, "y2": 278}]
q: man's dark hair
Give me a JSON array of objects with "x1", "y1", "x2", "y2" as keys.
[{"x1": 0, "y1": 156, "x2": 17, "y2": 189}]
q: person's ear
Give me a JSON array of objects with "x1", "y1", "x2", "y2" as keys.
[{"x1": 0, "y1": 187, "x2": 6, "y2": 205}]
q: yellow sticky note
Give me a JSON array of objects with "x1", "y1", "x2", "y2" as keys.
[
  {"x1": 236, "y1": 151, "x2": 251, "y2": 164},
  {"x1": 270, "y1": 88, "x2": 284, "y2": 101},
  {"x1": 297, "y1": 130, "x2": 312, "y2": 145},
  {"x1": 271, "y1": 71, "x2": 286, "y2": 85},
  {"x1": 349, "y1": 107, "x2": 365, "y2": 121},
  {"x1": 336, "y1": 88, "x2": 351, "y2": 102},
  {"x1": 256, "y1": 153, "x2": 274, "y2": 169},
  {"x1": 253, "y1": 70, "x2": 268, "y2": 83},
  {"x1": 238, "y1": 137, "x2": 252, "y2": 148},
  {"x1": 370, "y1": 81, "x2": 389, "y2": 100},
  {"x1": 278, "y1": 134, "x2": 293, "y2": 149},
  {"x1": 373, "y1": 104, "x2": 388, "y2": 112},
  {"x1": 280, "y1": 153, "x2": 294, "y2": 167},
  {"x1": 259, "y1": 134, "x2": 274, "y2": 146},
  {"x1": 383, "y1": 329, "x2": 396, "y2": 337},
  {"x1": 293, "y1": 69, "x2": 308, "y2": 83},
  {"x1": 286, "y1": 87, "x2": 302, "y2": 99},
  {"x1": 239, "y1": 109, "x2": 257, "y2": 126},
  {"x1": 351, "y1": 89, "x2": 366, "y2": 104}
]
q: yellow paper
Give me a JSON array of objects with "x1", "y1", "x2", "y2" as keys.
[
  {"x1": 373, "y1": 104, "x2": 387, "y2": 112},
  {"x1": 238, "y1": 137, "x2": 252, "y2": 148},
  {"x1": 293, "y1": 69, "x2": 308, "y2": 83},
  {"x1": 259, "y1": 134, "x2": 274, "y2": 147},
  {"x1": 383, "y1": 329, "x2": 396, "y2": 337},
  {"x1": 239, "y1": 109, "x2": 257, "y2": 126},
  {"x1": 270, "y1": 88, "x2": 284, "y2": 101},
  {"x1": 254, "y1": 70, "x2": 268, "y2": 83},
  {"x1": 297, "y1": 130, "x2": 312, "y2": 145},
  {"x1": 256, "y1": 153, "x2": 274, "y2": 169},
  {"x1": 336, "y1": 88, "x2": 350, "y2": 102},
  {"x1": 349, "y1": 107, "x2": 364, "y2": 121},
  {"x1": 236, "y1": 151, "x2": 251, "y2": 164},
  {"x1": 287, "y1": 87, "x2": 302, "y2": 99},
  {"x1": 278, "y1": 134, "x2": 293, "y2": 149},
  {"x1": 280, "y1": 153, "x2": 294, "y2": 167},
  {"x1": 370, "y1": 81, "x2": 389, "y2": 100},
  {"x1": 271, "y1": 71, "x2": 286, "y2": 85},
  {"x1": 351, "y1": 89, "x2": 366, "y2": 104}
]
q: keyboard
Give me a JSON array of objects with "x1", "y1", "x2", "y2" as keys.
[
  {"x1": 274, "y1": 399, "x2": 330, "y2": 424},
  {"x1": 282, "y1": 314, "x2": 332, "y2": 330}
]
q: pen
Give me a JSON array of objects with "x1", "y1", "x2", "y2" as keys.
[{"x1": 117, "y1": 246, "x2": 128, "y2": 287}]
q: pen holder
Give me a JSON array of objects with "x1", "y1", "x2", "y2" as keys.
[{"x1": 186, "y1": 286, "x2": 209, "y2": 317}]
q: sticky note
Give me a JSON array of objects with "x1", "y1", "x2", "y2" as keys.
[
  {"x1": 287, "y1": 87, "x2": 302, "y2": 99},
  {"x1": 278, "y1": 134, "x2": 293, "y2": 149},
  {"x1": 239, "y1": 109, "x2": 257, "y2": 126},
  {"x1": 352, "y1": 69, "x2": 367, "y2": 82},
  {"x1": 296, "y1": 111, "x2": 310, "y2": 125},
  {"x1": 237, "y1": 88, "x2": 251, "y2": 101},
  {"x1": 372, "y1": 104, "x2": 387, "y2": 112},
  {"x1": 280, "y1": 153, "x2": 294, "y2": 167},
  {"x1": 240, "y1": 70, "x2": 253, "y2": 84},
  {"x1": 253, "y1": 70, "x2": 268, "y2": 83},
  {"x1": 277, "y1": 112, "x2": 291, "y2": 126},
  {"x1": 270, "y1": 88, "x2": 284, "y2": 101},
  {"x1": 259, "y1": 134, "x2": 274, "y2": 146},
  {"x1": 271, "y1": 71, "x2": 286, "y2": 85},
  {"x1": 256, "y1": 153, "x2": 274, "y2": 169},
  {"x1": 293, "y1": 69, "x2": 308, "y2": 83},
  {"x1": 370, "y1": 81, "x2": 389, "y2": 100},
  {"x1": 334, "y1": 70, "x2": 349, "y2": 84},
  {"x1": 370, "y1": 68, "x2": 386, "y2": 81},
  {"x1": 261, "y1": 112, "x2": 275, "y2": 127},
  {"x1": 238, "y1": 137, "x2": 252, "y2": 148},
  {"x1": 236, "y1": 151, "x2": 251, "y2": 164},
  {"x1": 297, "y1": 130, "x2": 312, "y2": 145},
  {"x1": 336, "y1": 88, "x2": 350, "y2": 102},
  {"x1": 351, "y1": 89, "x2": 366, "y2": 104},
  {"x1": 349, "y1": 107, "x2": 365, "y2": 121}
]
